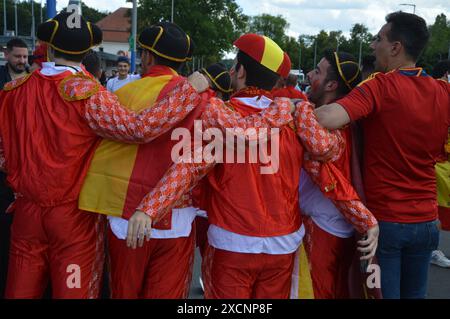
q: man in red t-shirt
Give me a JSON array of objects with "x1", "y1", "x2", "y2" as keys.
[{"x1": 314, "y1": 11, "x2": 449, "y2": 299}]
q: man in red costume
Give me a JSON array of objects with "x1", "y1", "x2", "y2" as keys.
[
  {"x1": 292, "y1": 50, "x2": 379, "y2": 299},
  {"x1": 0, "y1": 13, "x2": 291, "y2": 299},
  {"x1": 127, "y1": 34, "x2": 378, "y2": 299},
  {"x1": 79, "y1": 23, "x2": 290, "y2": 299}
]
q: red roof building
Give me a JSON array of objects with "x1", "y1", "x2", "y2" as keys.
[{"x1": 96, "y1": 7, "x2": 131, "y2": 56}]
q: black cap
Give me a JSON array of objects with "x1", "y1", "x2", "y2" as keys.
[
  {"x1": 117, "y1": 56, "x2": 130, "y2": 64},
  {"x1": 201, "y1": 63, "x2": 232, "y2": 93},
  {"x1": 37, "y1": 12, "x2": 102, "y2": 55},
  {"x1": 138, "y1": 22, "x2": 192, "y2": 62},
  {"x1": 326, "y1": 50, "x2": 361, "y2": 92}
]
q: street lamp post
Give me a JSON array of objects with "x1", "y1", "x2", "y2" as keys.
[
  {"x1": 313, "y1": 38, "x2": 317, "y2": 67},
  {"x1": 131, "y1": 0, "x2": 137, "y2": 73},
  {"x1": 358, "y1": 39, "x2": 363, "y2": 67},
  {"x1": 298, "y1": 45, "x2": 301, "y2": 70},
  {"x1": 14, "y1": 0, "x2": 18, "y2": 36},
  {"x1": 3, "y1": 0, "x2": 7, "y2": 36},
  {"x1": 171, "y1": 0, "x2": 174, "y2": 23},
  {"x1": 448, "y1": 42, "x2": 450, "y2": 60},
  {"x1": 31, "y1": 0, "x2": 36, "y2": 50}
]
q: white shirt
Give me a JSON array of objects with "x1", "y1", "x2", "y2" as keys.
[
  {"x1": 299, "y1": 169, "x2": 354, "y2": 238},
  {"x1": 208, "y1": 224, "x2": 305, "y2": 255},
  {"x1": 40, "y1": 62, "x2": 83, "y2": 76},
  {"x1": 106, "y1": 74, "x2": 141, "y2": 92},
  {"x1": 206, "y1": 95, "x2": 305, "y2": 255},
  {"x1": 108, "y1": 207, "x2": 200, "y2": 240}
]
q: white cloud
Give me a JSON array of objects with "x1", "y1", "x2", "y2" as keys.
[
  {"x1": 236, "y1": 0, "x2": 450, "y2": 37},
  {"x1": 56, "y1": 0, "x2": 131, "y2": 12},
  {"x1": 59, "y1": 0, "x2": 449, "y2": 37}
]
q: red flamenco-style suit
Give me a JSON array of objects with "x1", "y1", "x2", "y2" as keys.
[
  {"x1": 0, "y1": 67, "x2": 211, "y2": 298},
  {"x1": 134, "y1": 87, "x2": 376, "y2": 298}
]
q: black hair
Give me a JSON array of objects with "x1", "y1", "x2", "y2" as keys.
[
  {"x1": 323, "y1": 49, "x2": 361, "y2": 96},
  {"x1": 153, "y1": 54, "x2": 183, "y2": 71},
  {"x1": 385, "y1": 11, "x2": 429, "y2": 61},
  {"x1": 53, "y1": 49, "x2": 89, "y2": 63},
  {"x1": 82, "y1": 51, "x2": 102, "y2": 77},
  {"x1": 140, "y1": 50, "x2": 183, "y2": 71},
  {"x1": 362, "y1": 55, "x2": 376, "y2": 73},
  {"x1": 235, "y1": 50, "x2": 279, "y2": 91},
  {"x1": 6, "y1": 38, "x2": 28, "y2": 52},
  {"x1": 117, "y1": 56, "x2": 130, "y2": 65},
  {"x1": 431, "y1": 60, "x2": 450, "y2": 79}
]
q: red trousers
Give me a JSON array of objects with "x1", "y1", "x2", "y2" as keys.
[
  {"x1": 202, "y1": 245, "x2": 295, "y2": 299},
  {"x1": 107, "y1": 226, "x2": 195, "y2": 299},
  {"x1": 303, "y1": 216, "x2": 356, "y2": 299},
  {"x1": 195, "y1": 217, "x2": 209, "y2": 258},
  {"x1": 5, "y1": 198, "x2": 105, "y2": 299}
]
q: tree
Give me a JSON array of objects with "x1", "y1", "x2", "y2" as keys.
[
  {"x1": 345, "y1": 23, "x2": 373, "y2": 62},
  {"x1": 137, "y1": 0, "x2": 248, "y2": 65},
  {"x1": 248, "y1": 14, "x2": 289, "y2": 46},
  {"x1": 80, "y1": 2, "x2": 108, "y2": 23},
  {"x1": 0, "y1": 0, "x2": 42, "y2": 36},
  {"x1": 0, "y1": 0, "x2": 107, "y2": 36},
  {"x1": 422, "y1": 14, "x2": 450, "y2": 70}
]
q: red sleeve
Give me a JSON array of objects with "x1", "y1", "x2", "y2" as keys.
[
  {"x1": 83, "y1": 80, "x2": 200, "y2": 143},
  {"x1": 0, "y1": 135, "x2": 4, "y2": 171},
  {"x1": 337, "y1": 73, "x2": 385, "y2": 121}
]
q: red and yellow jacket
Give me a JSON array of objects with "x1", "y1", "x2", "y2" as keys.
[{"x1": 79, "y1": 65, "x2": 206, "y2": 229}]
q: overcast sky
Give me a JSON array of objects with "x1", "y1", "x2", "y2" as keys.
[{"x1": 58, "y1": 0, "x2": 450, "y2": 37}]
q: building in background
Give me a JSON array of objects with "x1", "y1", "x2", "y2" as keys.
[{"x1": 96, "y1": 8, "x2": 131, "y2": 57}]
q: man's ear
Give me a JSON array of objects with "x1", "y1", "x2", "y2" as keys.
[
  {"x1": 147, "y1": 52, "x2": 153, "y2": 66},
  {"x1": 390, "y1": 41, "x2": 402, "y2": 58},
  {"x1": 325, "y1": 80, "x2": 338, "y2": 92},
  {"x1": 237, "y1": 64, "x2": 246, "y2": 80}
]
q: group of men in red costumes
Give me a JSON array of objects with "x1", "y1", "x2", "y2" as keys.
[{"x1": 0, "y1": 9, "x2": 447, "y2": 300}]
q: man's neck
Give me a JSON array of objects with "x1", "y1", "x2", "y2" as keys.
[
  {"x1": 317, "y1": 92, "x2": 340, "y2": 108},
  {"x1": 53, "y1": 57, "x2": 81, "y2": 68},
  {"x1": 118, "y1": 74, "x2": 128, "y2": 80},
  {"x1": 386, "y1": 59, "x2": 416, "y2": 72}
]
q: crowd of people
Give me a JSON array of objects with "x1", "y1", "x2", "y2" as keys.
[{"x1": 0, "y1": 9, "x2": 448, "y2": 300}]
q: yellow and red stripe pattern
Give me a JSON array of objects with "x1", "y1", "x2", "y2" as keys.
[
  {"x1": 234, "y1": 33, "x2": 291, "y2": 78},
  {"x1": 79, "y1": 66, "x2": 181, "y2": 218}
]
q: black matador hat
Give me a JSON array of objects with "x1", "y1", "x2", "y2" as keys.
[
  {"x1": 37, "y1": 12, "x2": 102, "y2": 55},
  {"x1": 201, "y1": 63, "x2": 232, "y2": 93},
  {"x1": 327, "y1": 50, "x2": 362, "y2": 92},
  {"x1": 138, "y1": 22, "x2": 192, "y2": 63}
]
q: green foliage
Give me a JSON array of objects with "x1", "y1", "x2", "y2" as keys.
[
  {"x1": 137, "y1": 0, "x2": 248, "y2": 65},
  {"x1": 248, "y1": 14, "x2": 289, "y2": 46},
  {"x1": 0, "y1": 0, "x2": 42, "y2": 36},
  {"x1": 421, "y1": 14, "x2": 450, "y2": 71},
  {"x1": 0, "y1": 1, "x2": 107, "y2": 36},
  {"x1": 80, "y1": 2, "x2": 108, "y2": 23},
  {"x1": 1, "y1": 1, "x2": 448, "y2": 73}
]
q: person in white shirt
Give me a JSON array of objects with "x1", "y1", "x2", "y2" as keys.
[{"x1": 106, "y1": 56, "x2": 140, "y2": 92}]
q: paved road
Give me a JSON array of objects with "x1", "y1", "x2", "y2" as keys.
[{"x1": 189, "y1": 231, "x2": 450, "y2": 299}]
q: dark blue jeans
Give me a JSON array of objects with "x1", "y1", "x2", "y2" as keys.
[{"x1": 376, "y1": 220, "x2": 439, "y2": 299}]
